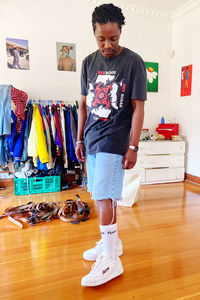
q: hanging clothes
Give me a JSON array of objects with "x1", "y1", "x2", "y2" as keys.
[
  {"x1": 66, "y1": 107, "x2": 77, "y2": 163},
  {"x1": 0, "y1": 136, "x2": 11, "y2": 167},
  {"x1": 47, "y1": 106, "x2": 56, "y2": 159},
  {"x1": 73, "y1": 104, "x2": 78, "y2": 126},
  {"x1": 21, "y1": 101, "x2": 33, "y2": 162},
  {"x1": 69, "y1": 105, "x2": 77, "y2": 152},
  {"x1": 50, "y1": 107, "x2": 56, "y2": 142},
  {"x1": 11, "y1": 87, "x2": 28, "y2": 132},
  {"x1": 28, "y1": 104, "x2": 38, "y2": 166},
  {"x1": 35, "y1": 105, "x2": 49, "y2": 164},
  {"x1": 1, "y1": 97, "x2": 79, "y2": 178},
  {"x1": 13, "y1": 110, "x2": 28, "y2": 162},
  {"x1": 63, "y1": 107, "x2": 73, "y2": 170},
  {"x1": 53, "y1": 104, "x2": 63, "y2": 148},
  {"x1": 0, "y1": 85, "x2": 12, "y2": 136},
  {"x1": 28, "y1": 104, "x2": 49, "y2": 167},
  {"x1": 60, "y1": 106, "x2": 68, "y2": 169},
  {"x1": 7, "y1": 111, "x2": 17, "y2": 157},
  {"x1": 42, "y1": 107, "x2": 53, "y2": 169},
  {"x1": 53, "y1": 105, "x2": 64, "y2": 175}
]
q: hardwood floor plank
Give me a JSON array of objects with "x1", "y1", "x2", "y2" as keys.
[{"x1": 0, "y1": 182, "x2": 200, "y2": 299}]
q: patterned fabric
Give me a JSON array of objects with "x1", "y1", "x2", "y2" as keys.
[{"x1": 11, "y1": 87, "x2": 28, "y2": 132}]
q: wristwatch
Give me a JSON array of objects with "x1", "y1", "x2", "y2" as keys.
[{"x1": 129, "y1": 145, "x2": 139, "y2": 152}]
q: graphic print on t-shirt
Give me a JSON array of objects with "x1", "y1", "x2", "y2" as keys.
[{"x1": 87, "y1": 71, "x2": 126, "y2": 121}]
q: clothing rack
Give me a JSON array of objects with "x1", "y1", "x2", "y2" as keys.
[
  {"x1": 30, "y1": 99, "x2": 76, "y2": 106},
  {"x1": 0, "y1": 85, "x2": 80, "y2": 185}
]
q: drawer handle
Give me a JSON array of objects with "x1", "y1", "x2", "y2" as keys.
[{"x1": 147, "y1": 167, "x2": 169, "y2": 170}]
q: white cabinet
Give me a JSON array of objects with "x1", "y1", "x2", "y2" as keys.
[{"x1": 127, "y1": 141, "x2": 185, "y2": 185}]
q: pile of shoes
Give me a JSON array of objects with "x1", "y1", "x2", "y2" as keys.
[
  {"x1": 58, "y1": 195, "x2": 90, "y2": 224},
  {"x1": 0, "y1": 194, "x2": 90, "y2": 227}
]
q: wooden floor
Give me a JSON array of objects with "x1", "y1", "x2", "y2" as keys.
[{"x1": 0, "y1": 182, "x2": 200, "y2": 300}]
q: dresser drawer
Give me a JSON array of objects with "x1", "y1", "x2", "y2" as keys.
[
  {"x1": 135, "y1": 154, "x2": 184, "y2": 168},
  {"x1": 145, "y1": 141, "x2": 185, "y2": 155},
  {"x1": 132, "y1": 141, "x2": 185, "y2": 184},
  {"x1": 145, "y1": 167, "x2": 184, "y2": 183}
]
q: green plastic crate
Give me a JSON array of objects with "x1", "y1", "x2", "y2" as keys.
[{"x1": 14, "y1": 176, "x2": 61, "y2": 195}]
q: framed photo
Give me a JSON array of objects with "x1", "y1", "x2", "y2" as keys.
[
  {"x1": 6, "y1": 38, "x2": 30, "y2": 70},
  {"x1": 180, "y1": 64, "x2": 192, "y2": 96},
  {"x1": 56, "y1": 42, "x2": 76, "y2": 72},
  {"x1": 145, "y1": 62, "x2": 159, "y2": 92}
]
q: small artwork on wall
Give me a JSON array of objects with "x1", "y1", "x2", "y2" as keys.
[
  {"x1": 145, "y1": 62, "x2": 159, "y2": 92},
  {"x1": 6, "y1": 37, "x2": 30, "y2": 70},
  {"x1": 180, "y1": 64, "x2": 192, "y2": 96},
  {"x1": 56, "y1": 42, "x2": 76, "y2": 72}
]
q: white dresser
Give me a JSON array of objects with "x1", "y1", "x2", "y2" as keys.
[{"x1": 129, "y1": 140, "x2": 185, "y2": 185}]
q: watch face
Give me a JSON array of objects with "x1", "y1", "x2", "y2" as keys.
[{"x1": 129, "y1": 145, "x2": 139, "y2": 152}]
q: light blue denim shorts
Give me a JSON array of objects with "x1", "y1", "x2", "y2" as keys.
[{"x1": 86, "y1": 152, "x2": 125, "y2": 201}]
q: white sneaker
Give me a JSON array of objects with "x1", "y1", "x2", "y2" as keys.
[
  {"x1": 81, "y1": 254, "x2": 124, "y2": 287},
  {"x1": 83, "y1": 239, "x2": 123, "y2": 261}
]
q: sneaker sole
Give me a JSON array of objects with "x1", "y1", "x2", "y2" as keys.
[
  {"x1": 81, "y1": 266, "x2": 124, "y2": 287},
  {"x1": 83, "y1": 249, "x2": 123, "y2": 261}
]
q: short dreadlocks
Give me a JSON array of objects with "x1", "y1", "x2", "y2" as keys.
[{"x1": 92, "y1": 3, "x2": 125, "y2": 32}]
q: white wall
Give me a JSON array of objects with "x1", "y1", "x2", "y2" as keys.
[
  {"x1": 170, "y1": 7, "x2": 200, "y2": 176},
  {"x1": 0, "y1": 0, "x2": 173, "y2": 133},
  {"x1": 0, "y1": 0, "x2": 96, "y2": 101},
  {"x1": 1, "y1": 1, "x2": 199, "y2": 178},
  {"x1": 121, "y1": 10, "x2": 172, "y2": 133}
]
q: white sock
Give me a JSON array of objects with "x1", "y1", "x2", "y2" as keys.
[{"x1": 99, "y1": 223, "x2": 118, "y2": 260}]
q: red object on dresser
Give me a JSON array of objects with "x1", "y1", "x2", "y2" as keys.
[{"x1": 156, "y1": 123, "x2": 179, "y2": 139}]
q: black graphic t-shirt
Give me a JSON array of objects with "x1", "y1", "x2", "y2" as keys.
[{"x1": 81, "y1": 47, "x2": 147, "y2": 156}]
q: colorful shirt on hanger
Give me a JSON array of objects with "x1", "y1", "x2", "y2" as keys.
[{"x1": 11, "y1": 87, "x2": 28, "y2": 133}]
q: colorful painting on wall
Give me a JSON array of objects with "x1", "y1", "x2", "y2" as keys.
[
  {"x1": 145, "y1": 62, "x2": 159, "y2": 92},
  {"x1": 6, "y1": 38, "x2": 30, "y2": 70},
  {"x1": 56, "y1": 42, "x2": 76, "y2": 71},
  {"x1": 180, "y1": 64, "x2": 192, "y2": 96}
]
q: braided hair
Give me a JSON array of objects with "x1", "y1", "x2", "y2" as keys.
[{"x1": 92, "y1": 3, "x2": 125, "y2": 32}]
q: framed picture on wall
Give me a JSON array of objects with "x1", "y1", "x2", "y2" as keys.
[
  {"x1": 56, "y1": 42, "x2": 76, "y2": 72},
  {"x1": 180, "y1": 64, "x2": 193, "y2": 96},
  {"x1": 145, "y1": 62, "x2": 159, "y2": 92},
  {"x1": 6, "y1": 38, "x2": 30, "y2": 70}
]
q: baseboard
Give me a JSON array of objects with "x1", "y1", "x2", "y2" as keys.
[
  {"x1": 0, "y1": 179, "x2": 14, "y2": 187},
  {"x1": 3, "y1": 174, "x2": 199, "y2": 187},
  {"x1": 185, "y1": 173, "x2": 200, "y2": 185}
]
